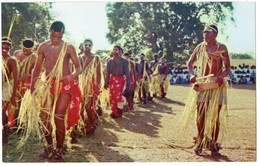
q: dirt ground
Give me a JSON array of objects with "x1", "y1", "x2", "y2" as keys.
[{"x1": 2, "y1": 84, "x2": 256, "y2": 163}]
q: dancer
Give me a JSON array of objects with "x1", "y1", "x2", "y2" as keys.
[
  {"x1": 2, "y1": 37, "x2": 18, "y2": 144},
  {"x1": 104, "y1": 46, "x2": 130, "y2": 118},
  {"x1": 13, "y1": 38, "x2": 36, "y2": 127},
  {"x1": 182, "y1": 25, "x2": 231, "y2": 156},
  {"x1": 27, "y1": 21, "x2": 81, "y2": 161},
  {"x1": 78, "y1": 39, "x2": 101, "y2": 135}
]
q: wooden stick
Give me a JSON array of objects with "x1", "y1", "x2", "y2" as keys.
[{"x1": 196, "y1": 74, "x2": 214, "y2": 80}]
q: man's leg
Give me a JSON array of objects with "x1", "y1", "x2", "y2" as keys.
[
  {"x1": 194, "y1": 102, "x2": 205, "y2": 154},
  {"x1": 85, "y1": 98, "x2": 96, "y2": 134},
  {"x1": 126, "y1": 96, "x2": 131, "y2": 110},
  {"x1": 39, "y1": 99, "x2": 54, "y2": 159},
  {"x1": 160, "y1": 84, "x2": 165, "y2": 98},
  {"x1": 55, "y1": 93, "x2": 71, "y2": 148},
  {"x1": 197, "y1": 103, "x2": 206, "y2": 140},
  {"x1": 86, "y1": 98, "x2": 96, "y2": 125},
  {"x1": 142, "y1": 87, "x2": 147, "y2": 104},
  {"x1": 138, "y1": 87, "x2": 142, "y2": 103},
  {"x1": 54, "y1": 93, "x2": 71, "y2": 161},
  {"x1": 130, "y1": 88, "x2": 135, "y2": 109},
  {"x1": 2, "y1": 101, "x2": 9, "y2": 144},
  {"x1": 211, "y1": 105, "x2": 222, "y2": 156},
  {"x1": 13, "y1": 103, "x2": 20, "y2": 129}
]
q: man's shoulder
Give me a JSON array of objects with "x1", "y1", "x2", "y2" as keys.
[
  {"x1": 106, "y1": 58, "x2": 113, "y2": 65},
  {"x1": 65, "y1": 43, "x2": 75, "y2": 48},
  {"x1": 13, "y1": 49, "x2": 22, "y2": 54},
  {"x1": 31, "y1": 52, "x2": 37, "y2": 58},
  {"x1": 64, "y1": 43, "x2": 76, "y2": 52},
  {"x1": 38, "y1": 40, "x2": 50, "y2": 49},
  {"x1": 197, "y1": 42, "x2": 205, "y2": 48},
  {"x1": 6, "y1": 56, "x2": 17, "y2": 65},
  {"x1": 217, "y1": 42, "x2": 228, "y2": 50},
  {"x1": 93, "y1": 54, "x2": 100, "y2": 60},
  {"x1": 129, "y1": 60, "x2": 135, "y2": 65},
  {"x1": 192, "y1": 42, "x2": 205, "y2": 53},
  {"x1": 121, "y1": 57, "x2": 129, "y2": 64},
  {"x1": 13, "y1": 49, "x2": 23, "y2": 56}
]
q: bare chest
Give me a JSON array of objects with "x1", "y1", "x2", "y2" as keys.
[
  {"x1": 81, "y1": 56, "x2": 94, "y2": 69},
  {"x1": 44, "y1": 46, "x2": 63, "y2": 65},
  {"x1": 15, "y1": 51, "x2": 28, "y2": 62},
  {"x1": 43, "y1": 46, "x2": 70, "y2": 74}
]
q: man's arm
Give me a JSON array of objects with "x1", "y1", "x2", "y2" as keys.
[
  {"x1": 104, "y1": 61, "x2": 110, "y2": 89},
  {"x1": 131, "y1": 61, "x2": 137, "y2": 86},
  {"x1": 69, "y1": 45, "x2": 81, "y2": 78},
  {"x1": 163, "y1": 65, "x2": 168, "y2": 81},
  {"x1": 216, "y1": 44, "x2": 231, "y2": 86},
  {"x1": 146, "y1": 63, "x2": 152, "y2": 75},
  {"x1": 220, "y1": 44, "x2": 231, "y2": 78},
  {"x1": 31, "y1": 44, "x2": 44, "y2": 93},
  {"x1": 9, "y1": 58, "x2": 18, "y2": 106},
  {"x1": 124, "y1": 60, "x2": 131, "y2": 87},
  {"x1": 95, "y1": 56, "x2": 101, "y2": 93},
  {"x1": 187, "y1": 45, "x2": 200, "y2": 84},
  {"x1": 61, "y1": 45, "x2": 81, "y2": 84}
]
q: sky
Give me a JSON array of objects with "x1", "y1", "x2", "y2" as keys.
[
  {"x1": 52, "y1": 1, "x2": 110, "y2": 51},
  {"x1": 51, "y1": 0, "x2": 256, "y2": 57},
  {"x1": 0, "y1": 0, "x2": 257, "y2": 56},
  {"x1": 217, "y1": 2, "x2": 255, "y2": 56}
]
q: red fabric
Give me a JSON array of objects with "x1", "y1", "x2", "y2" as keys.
[
  {"x1": 83, "y1": 80, "x2": 101, "y2": 123},
  {"x1": 90, "y1": 80, "x2": 101, "y2": 110},
  {"x1": 8, "y1": 109, "x2": 15, "y2": 128},
  {"x1": 109, "y1": 75, "x2": 125, "y2": 117},
  {"x1": 138, "y1": 74, "x2": 144, "y2": 83},
  {"x1": 130, "y1": 73, "x2": 135, "y2": 89},
  {"x1": 19, "y1": 77, "x2": 31, "y2": 96},
  {"x1": 50, "y1": 79, "x2": 82, "y2": 130}
]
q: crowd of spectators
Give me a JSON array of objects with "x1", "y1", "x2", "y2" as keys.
[
  {"x1": 168, "y1": 65, "x2": 190, "y2": 84},
  {"x1": 230, "y1": 64, "x2": 256, "y2": 85},
  {"x1": 168, "y1": 63, "x2": 256, "y2": 85}
]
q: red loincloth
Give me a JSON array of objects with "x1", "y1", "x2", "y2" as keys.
[{"x1": 50, "y1": 79, "x2": 82, "y2": 130}]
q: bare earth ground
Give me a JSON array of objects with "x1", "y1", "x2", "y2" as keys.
[{"x1": 2, "y1": 84, "x2": 256, "y2": 162}]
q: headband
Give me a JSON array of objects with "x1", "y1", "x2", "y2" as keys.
[
  {"x1": 204, "y1": 25, "x2": 218, "y2": 33},
  {"x1": 2, "y1": 36, "x2": 12, "y2": 46}
]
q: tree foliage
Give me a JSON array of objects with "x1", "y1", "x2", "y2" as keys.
[
  {"x1": 106, "y1": 2, "x2": 234, "y2": 64},
  {"x1": 231, "y1": 53, "x2": 253, "y2": 59},
  {"x1": 2, "y1": 3, "x2": 54, "y2": 51}
]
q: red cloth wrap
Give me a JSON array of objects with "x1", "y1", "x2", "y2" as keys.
[
  {"x1": 109, "y1": 75, "x2": 125, "y2": 116},
  {"x1": 130, "y1": 73, "x2": 135, "y2": 89},
  {"x1": 50, "y1": 79, "x2": 82, "y2": 130},
  {"x1": 19, "y1": 77, "x2": 31, "y2": 96}
]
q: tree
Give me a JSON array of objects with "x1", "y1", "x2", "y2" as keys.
[
  {"x1": 106, "y1": 2, "x2": 234, "y2": 64},
  {"x1": 2, "y1": 3, "x2": 54, "y2": 51},
  {"x1": 230, "y1": 53, "x2": 253, "y2": 59}
]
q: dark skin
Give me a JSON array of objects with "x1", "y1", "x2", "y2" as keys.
[
  {"x1": 2, "y1": 42, "x2": 18, "y2": 143},
  {"x1": 104, "y1": 46, "x2": 121, "y2": 89},
  {"x1": 112, "y1": 47, "x2": 120, "y2": 65},
  {"x1": 79, "y1": 41, "x2": 101, "y2": 127},
  {"x1": 137, "y1": 55, "x2": 152, "y2": 103},
  {"x1": 187, "y1": 29, "x2": 231, "y2": 151},
  {"x1": 158, "y1": 60, "x2": 168, "y2": 97},
  {"x1": 158, "y1": 60, "x2": 168, "y2": 82},
  {"x1": 128, "y1": 60, "x2": 136, "y2": 108},
  {"x1": 14, "y1": 47, "x2": 36, "y2": 82},
  {"x1": 150, "y1": 55, "x2": 159, "y2": 72},
  {"x1": 123, "y1": 55, "x2": 136, "y2": 109},
  {"x1": 31, "y1": 30, "x2": 81, "y2": 149},
  {"x1": 13, "y1": 47, "x2": 36, "y2": 125}
]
